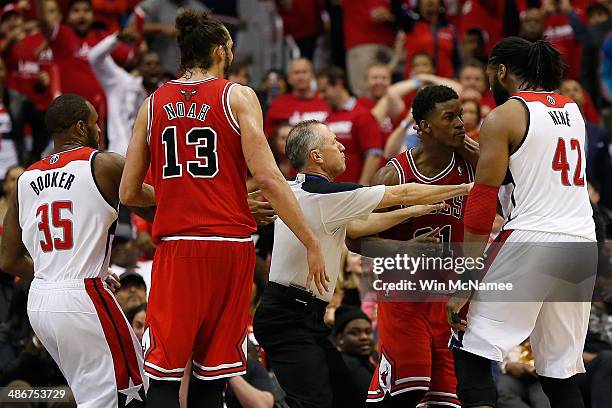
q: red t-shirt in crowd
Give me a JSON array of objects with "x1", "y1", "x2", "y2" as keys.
[
  {"x1": 457, "y1": 0, "x2": 505, "y2": 53},
  {"x1": 4, "y1": 32, "x2": 56, "y2": 111},
  {"x1": 325, "y1": 98, "x2": 383, "y2": 183},
  {"x1": 275, "y1": 0, "x2": 325, "y2": 40},
  {"x1": 341, "y1": 0, "x2": 395, "y2": 49},
  {"x1": 264, "y1": 92, "x2": 329, "y2": 138},
  {"x1": 544, "y1": 12, "x2": 583, "y2": 80},
  {"x1": 357, "y1": 96, "x2": 396, "y2": 144},
  {"x1": 404, "y1": 21, "x2": 457, "y2": 79},
  {"x1": 49, "y1": 24, "x2": 133, "y2": 112}
]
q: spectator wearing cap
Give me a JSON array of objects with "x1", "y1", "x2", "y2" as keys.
[
  {"x1": 264, "y1": 58, "x2": 328, "y2": 138},
  {"x1": 115, "y1": 270, "x2": 147, "y2": 313},
  {"x1": 317, "y1": 66, "x2": 383, "y2": 185},
  {"x1": 334, "y1": 305, "x2": 376, "y2": 408}
]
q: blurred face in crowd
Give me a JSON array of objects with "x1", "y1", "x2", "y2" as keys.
[
  {"x1": 116, "y1": 279, "x2": 147, "y2": 312},
  {"x1": 3, "y1": 166, "x2": 25, "y2": 196},
  {"x1": 67, "y1": 0, "x2": 94, "y2": 37},
  {"x1": 459, "y1": 66, "x2": 487, "y2": 94},
  {"x1": 131, "y1": 309, "x2": 146, "y2": 342},
  {"x1": 228, "y1": 66, "x2": 250, "y2": 86},
  {"x1": 462, "y1": 31, "x2": 485, "y2": 59},
  {"x1": 411, "y1": 53, "x2": 435, "y2": 76},
  {"x1": 139, "y1": 52, "x2": 163, "y2": 89},
  {"x1": 365, "y1": 65, "x2": 391, "y2": 100},
  {"x1": 44, "y1": 0, "x2": 62, "y2": 27},
  {"x1": 461, "y1": 100, "x2": 480, "y2": 132},
  {"x1": 520, "y1": 8, "x2": 545, "y2": 42},
  {"x1": 419, "y1": 0, "x2": 441, "y2": 18},
  {"x1": 338, "y1": 318, "x2": 374, "y2": 357},
  {"x1": 420, "y1": 98, "x2": 465, "y2": 149},
  {"x1": 560, "y1": 80, "x2": 585, "y2": 107},
  {"x1": 317, "y1": 76, "x2": 345, "y2": 109},
  {"x1": 309, "y1": 124, "x2": 346, "y2": 179},
  {"x1": 0, "y1": 12, "x2": 24, "y2": 43},
  {"x1": 275, "y1": 125, "x2": 292, "y2": 159},
  {"x1": 588, "y1": 8, "x2": 609, "y2": 26},
  {"x1": 288, "y1": 59, "x2": 314, "y2": 94}
]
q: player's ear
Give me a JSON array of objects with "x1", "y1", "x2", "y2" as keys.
[
  {"x1": 419, "y1": 119, "x2": 430, "y2": 134},
  {"x1": 75, "y1": 120, "x2": 87, "y2": 138},
  {"x1": 310, "y1": 148, "x2": 323, "y2": 164},
  {"x1": 498, "y1": 64, "x2": 507, "y2": 81}
]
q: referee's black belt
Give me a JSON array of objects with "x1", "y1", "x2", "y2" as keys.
[{"x1": 266, "y1": 281, "x2": 329, "y2": 312}]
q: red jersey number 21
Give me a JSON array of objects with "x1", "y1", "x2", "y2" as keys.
[
  {"x1": 552, "y1": 138, "x2": 585, "y2": 187},
  {"x1": 37, "y1": 201, "x2": 74, "y2": 252}
]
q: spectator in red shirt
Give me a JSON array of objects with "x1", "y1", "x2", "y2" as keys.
[
  {"x1": 274, "y1": 0, "x2": 325, "y2": 61},
  {"x1": 541, "y1": 0, "x2": 584, "y2": 80},
  {"x1": 317, "y1": 66, "x2": 383, "y2": 184},
  {"x1": 1, "y1": 3, "x2": 54, "y2": 163},
  {"x1": 393, "y1": 0, "x2": 461, "y2": 79},
  {"x1": 264, "y1": 58, "x2": 329, "y2": 137},
  {"x1": 341, "y1": 0, "x2": 395, "y2": 97},
  {"x1": 461, "y1": 98, "x2": 481, "y2": 141},
  {"x1": 91, "y1": 0, "x2": 129, "y2": 32}
]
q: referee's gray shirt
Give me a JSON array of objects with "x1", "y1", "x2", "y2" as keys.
[{"x1": 269, "y1": 173, "x2": 385, "y2": 302}]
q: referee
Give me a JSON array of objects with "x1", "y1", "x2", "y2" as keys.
[{"x1": 253, "y1": 120, "x2": 471, "y2": 408}]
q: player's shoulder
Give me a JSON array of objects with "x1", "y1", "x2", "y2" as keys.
[
  {"x1": 26, "y1": 147, "x2": 96, "y2": 172},
  {"x1": 511, "y1": 91, "x2": 575, "y2": 108}
]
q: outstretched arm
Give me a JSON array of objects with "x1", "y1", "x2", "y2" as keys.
[
  {"x1": 378, "y1": 182, "x2": 471, "y2": 209},
  {"x1": 346, "y1": 203, "x2": 446, "y2": 238},
  {"x1": 231, "y1": 85, "x2": 328, "y2": 294}
]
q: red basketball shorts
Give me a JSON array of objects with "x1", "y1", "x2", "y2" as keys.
[
  {"x1": 367, "y1": 302, "x2": 460, "y2": 407},
  {"x1": 143, "y1": 238, "x2": 255, "y2": 381}
]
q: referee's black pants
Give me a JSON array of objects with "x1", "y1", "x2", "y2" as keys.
[{"x1": 253, "y1": 282, "x2": 358, "y2": 408}]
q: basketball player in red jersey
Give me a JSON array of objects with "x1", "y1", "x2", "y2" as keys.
[
  {"x1": 119, "y1": 10, "x2": 327, "y2": 408},
  {"x1": 366, "y1": 86, "x2": 478, "y2": 408}
]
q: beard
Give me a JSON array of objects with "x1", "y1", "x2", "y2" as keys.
[
  {"x1": 85, "y1": 125, "x2": 99, "y2": 149},
  {"x1": 492, "y1": 75, "x2": 511, "y2": 106}
]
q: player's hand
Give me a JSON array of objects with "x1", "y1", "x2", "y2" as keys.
[
  {"x1": 306, "y1": 242, "x2": 329, "y2": 295},
  {"x1": 248, "y1": 191, "x2": 277, "y2": 226},
  {"x1": 446, "y1": 289, "x2": 471, "y2": 331},
  {"x1": 404, "y1": 202, "x2": 448, "y2": 219},
  {"x1": 117, "y1": 27, "x2": 140, "y2": 44},
  {"x1": 462, "y1": 135, "x2": 479, "y2": 154},
  {"x1": 464, "y1": 183, "x2": 474, "y2": 194},
  {"x1": 105, "y1": 273, "x2": 121, "y2": 293}
]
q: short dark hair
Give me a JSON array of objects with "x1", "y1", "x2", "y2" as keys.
[
  {"x1": 587, "y1": 3, "x2": 609, "y2": 18},
  {"x1": 316, "y1": 66, "x2": 347, "y2": 88},
  {"x1": 412, "y1": 85, "x2": 459, "y2": 124},
  {"x1": 176, "y1": 10, "x2": 229, "y2": 72},
  {"x1": 125, "y1": 303, "x2": 147, "y2": 325},
  {"x1": 466, "y1": 28, "x2": 486, "y2": 44},
  {"x1": 68, "y1": 0, "x2": 92, "y2": 9},
  {"x1": 45, "y1": 94, "x2": 91, "y2": 137},
  {"x1": 488, "y1": 37, "x2": 565, "y2": 91}
]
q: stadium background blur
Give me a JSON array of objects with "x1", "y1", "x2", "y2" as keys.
[{"x1": 0, "y1": 0, "x2": 611, "y2": 407}]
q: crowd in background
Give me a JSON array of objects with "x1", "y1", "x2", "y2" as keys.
[{"x1": 0, "y1": 0, "x2": 611, "y2": 407}]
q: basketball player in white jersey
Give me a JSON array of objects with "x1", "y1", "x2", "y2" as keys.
[
  {"x1": 445, "y1": 38, "x2": 597, "y2": 408},
  {"x1": 0, "y1": 94, "x2": 152, "y2": 407}
]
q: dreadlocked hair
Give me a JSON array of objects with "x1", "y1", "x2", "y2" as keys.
[{"x1": 488, "y1": 37, "x2": 566, "y2": 91}]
